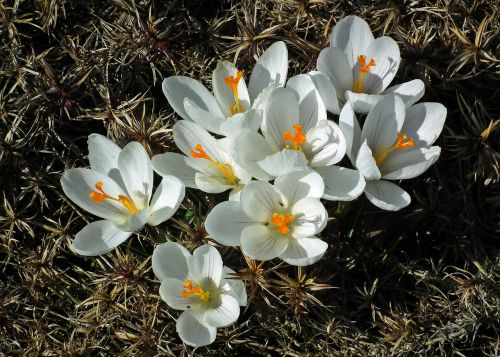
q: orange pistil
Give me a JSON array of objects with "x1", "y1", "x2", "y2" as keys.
[
  {"x1": 224, "y1": 71, "x2": 245, "y2": 115},
  {"x1": 89, "y1": 181, "x2": 139, "y2": 213},
  {"x1": 190, "y1": 144, "x2": 240, "y2": 185},
  {"x1": 182, "y1": 279, "x2": 211, "y2": 302},
  {"x1": 283, "y1": 123, "x2": 307, "y2": 151},
  {"x1": 271, "y1": 212, "x2": 294, "y2": 234},
  {"x1": 353, "y1": 55, "x2": 376, "y2": 93},
  {"x1": 373, "y1": 132, "x2": 416, "y2": 166}
]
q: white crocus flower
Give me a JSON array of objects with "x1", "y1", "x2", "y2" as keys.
[
  {"x1": 314, "y1": 15, "x2": 424, "y2": 114},
  {"x1": 340, "y1": 94, "x2": 446, "y2": 210},
  {"x1": 152, "y1": 242, "x2": 247, "y2": 347},
  {"x1": 60, "y1": 134, "x2": 185, "y2": 256},
  {"x1": 232, "y1": 74, "x2": 366, "y2": 201},
  {"x1": 162, "y1": 41, "x2": 288, "y2": 138},
  {"x1": 151, "y1": 121, "x2": 251, "y2": 199},
  {"x1": 205, "y1": 170, "x2": 329, "y2": 266}
]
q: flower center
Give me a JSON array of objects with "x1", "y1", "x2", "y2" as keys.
[
  {"x1": 271, "y1": 212, "x2": 294, "y2": 234},
  {"x1": 182, "y1": 279, "x2": 211, "y2": 303},
  {"x1": 191, "y1": 144, "x2": 240, "y2": 185},
  {"x1": 353, "y1": 55, "x2": 376, "y2": 93},
  {"x1": 89, "y1": 182, "x2": 139, "y2": 214},
  {"x1": 283, "y1": 123, "x2": 307, "y2": 151},
  {"x1": 373, "y1": 132, "x2": 416, "y2": 166},
  {"x1": 224, "y1": 71, "x2": 245, "y2": 115}
]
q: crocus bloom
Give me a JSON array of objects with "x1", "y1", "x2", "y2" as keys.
[
  {"x1": 232, "y1": 74, "x2": 366, "y2": 201},
  {"x1": 151, "y1": 120, "x2": 251, "y2": 199},
  {"x1": 60, "y1": 134, "x2": 185, "y2": 256},
  {"x1": 205, "y1": 170, "x2": 329, "y2": 266},
  {"x1": 315, "y1": 15, "x2": 424, "y2": 114},
  {"x1": 339, "y1": 95, "x2": 446, "y2": 210},
  {"x1": 162, "y1": 41, "x2": 288, "y2": 138},
  {"x1": 152, "y1": 242, "x2": 247, "y2": 347}
]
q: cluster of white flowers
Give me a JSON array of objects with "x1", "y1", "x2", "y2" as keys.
[{"x1": 61, "y1": 15, "x2": 446, "y2": 347}]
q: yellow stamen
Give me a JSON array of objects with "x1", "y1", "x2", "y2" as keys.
[
  {"x1": 271, "y1": 212, "x2": 294, "y2": 234},
  {"x1": 224, "y1": 71, "x2": 245, "y2": 115},
  {"x1": 182, "y1": 279, "x2": 211, "y2": 302},
  {"x1": 191, "y1": 144, "x2": 240, "y2": 185},
  {"x1": 283, "y1": 123, "x2": 307, "y2": 151},
  {"x1": 373, "y1": 132, "x2": 416, "y2": 166},
  {"x1": 89, "y1": 181, "x2": 139, "y2": 214},
  {"x1": 353, "y1": 55, "x2": 376, "y2": 93}
]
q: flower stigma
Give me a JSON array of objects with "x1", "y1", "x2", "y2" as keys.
[
  {"x1": 373, "y1": 132, "x2": 416, "y2": 166},
  {"x1": 89, "y1": 182, "x2": 139, "y2": 213},
  {"x1": 224, "y1": 71, "x2": 245, "y2": 115},
  {"x1": 182, "y1": 279, "x2": 211, "y2": 303},
  {"x1": 271, "y1": 212, "x2": 294, "y2": 234},
  {"x1": 283, "y1": 123, "x2": 307, "y2": 151},
  {"x1": 353, "y1": 55, "x2": 376, "y2": 93},
  {"x1": 191, "y1": 144, "x2": 240, "y2": 185}
]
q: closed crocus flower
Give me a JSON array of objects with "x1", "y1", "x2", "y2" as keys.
[
  {"x1": 339, "y1": 95, "x2": 446, "y2": 210},
  {"x1": 152, "y1": 242, "x2": 247, "y2": 347},
  {"x1": 314, "y1": 15, "x2": 424, "y2": 114},
  {"x1": 232, "y1": 74, "x2": 366, "y2": 201},
  {"x1": 60, "y1": 134, "x2": 185, "y2": 256},
  {"x1": 151, "y1": 120, "x2": 252, "y2": 199},
  {"x1": 205, "y1": 170, "x2": 329, "y2": 266},
  {"x1": 162, "y1": 41, "x2": 288, "y2": 138}
]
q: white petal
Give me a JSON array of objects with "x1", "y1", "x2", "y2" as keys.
[
  {"x1": 355, "y1": 140, "x2": 381, "y2": 181},
  {"x1": 286, "y1": 74, "x2": 327, "y2": 133},
  {"x1": 274, "y1": 169, "x2": 324, "y2": 204},
  {"x1": 361, "y1": 94, "x2": 406, "y2": 149},
  {"x1": 231, "y1": 131, "x2": 275, "y2": 181},
  {"x1": 204, "y1": 294, "x2": 240, "y2": 328},
  {"x1": 219, "y1": 109, "x2": 263, "y2": 138},
  {"x1": 381, "y1": 146, "x2": 441, "y2": 180},
  {"x1": 188, "y1": 245, "x2": 223, "y2": 286},
  {"x1": 205, "y1": 201, "x2": 256, "y2": 246},
  {"x1": 184, "y1": 98, "x2": 224, "y2": 135},
  {"x1": 364, "y1": 180, "x2": 411, "y2": 211},
  {"x1": 329, "y1": 15, "x2": 374, "y2": 68},
  {"x1": 344, "y1": 90, "x2": 384, "y2": 114},
  {"x1": 257, "y1": 150, "x2": 308, "y2": 178},
  {"x1": 176, "y1": 310, "x2": 216, "y2": 347},
  {"x1": 148, "y1": 176, "x2": 185, "y2": 226},
  {"x1": 194, "y1": 173, "x2": 232, "y2": 194},
  {"x1": 317, "y1": 47, "x2": 353, "y2": 97},
  {"x1": 152, "y1": 242, "x2": 190, "y2": 281},
  {"x1": 248, "y1": 41, "x2": 288, "y2": 102},
  {"x1": 290, "y1": 197, "x2": 327, "y2": 238},
  {"x1": 213, "y1": 61, "x2": 250, "y2": 117},
  {"x1": 240, "y1": 181, "x2": 282, "y2": 221},
  {"x1": 151, "y1": 152, "x2": 197, "y2": 189},
  {"x1": 306, "y1": 121, "x2": 346, "y2": 167},
  {"x1": 383, "y1": 79, "x2": 425, "y2": 108},
  {"x1": 338, "y1": 101, "x2": 362, "y2": 163},
  {"x1": 401, "y1": 102, "x2": 447, "y2": 146},
  {"x1": 61, "y1": 168, "x2": 129, "y2": 222},
  {"x1": 241, "y1": 225, "x2": 289, "y2": 261},
  {"x1": 315, "y1": 165, "x2": 366, "y2": 201},
  {"x1": 72, "y1": 220, "x2": 132, "y2": 256},
  {"x1": 173, "y1": 120, "x2": 224, "y2": 164},
  {"x1": 118, "y1": 142, "x2": 154, "y2": 209},
  {"x1": 118, "y1": 207, "x2": 150, "y2": 232},
  {"x1": 160, "y1": 278, "x2": 192, "y2": 310},
  {"x1": 87, "y1": 134, "x2": 123, "y2": 187},
  {"x1": 280, "y1": 237, "x2": 328, "y2": 266},
  {"x1": 162, "y1": 76, "x2": 223, "y2": 120},
  {"x1": 222, "y1": 267, "x2": 247, "y2": 306},
  {"x1": 307, "y1": 71, "x2": 341, "y2": 115},
  {"x1": 361, "y1": 37, "x2": 400, "y2": 93},
  {"x1": 262, "y1": 87, "x2": 298, "y2": 150}
]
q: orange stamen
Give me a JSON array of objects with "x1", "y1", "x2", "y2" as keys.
[
  {"x1": 190, "y1": 144, "x2": 240, "y2": 185},
  {"x1": 224, "y1": 71, "x2": 245, "y2": 115},
  {"x1": 182, "y1": 279, "x2": 211, "y2": 302},
  {"x1": 271, "y1": 213, "x2": 294, "y2": 234},
  {"x1": 353, "y1": 55, "x2": 376, "y2": 93},
  {"x1": 283, "y1": 123, "x2": 307, "y2": 151},
  {"x1": 89, "y1": 182, "x2": 139, "y2": 213},
  {"x1": 373, "y1": 132, "x2": 416, "y2": 166}
]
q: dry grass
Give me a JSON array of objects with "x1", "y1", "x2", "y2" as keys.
[{"x1": 1, "y1": 0, "x2": 499, "y2": 355}]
